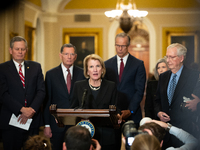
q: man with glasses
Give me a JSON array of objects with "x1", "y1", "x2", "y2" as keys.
[
  {"x1": 104, "y1": 33, "x2": 146, "y2": 149},
  {"x1": 154, "y1": 43, "x2": 199, "y2": 149},
  {"x1": 43, "y1": 43, "x2": 85, "y2": 150}
]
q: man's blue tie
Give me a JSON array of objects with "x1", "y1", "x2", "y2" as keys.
[{"x1": 168, "y1": 74, "x2": 177, "y2": 105}]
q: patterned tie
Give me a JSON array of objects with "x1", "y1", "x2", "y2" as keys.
[
  {"x1": 67, "y1": 68, "x2": 71, "y2": 94},
  {"x1": 168, "y1": 74, "x2": 177, "y2": 105},
  {"x1": 19, "y1": 64, "x2": 27, "y2": 106},
  {"x1": 119, "y1": 59, "x2": 124, "y2": 82},
  {"x1": 19, "y1": 64, "x2": 25, "y2": 88}
]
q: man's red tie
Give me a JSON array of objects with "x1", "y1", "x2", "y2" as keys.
[
  {"x1": 19, "y1": 64, "x2": 27, "y2": 106},
  {"x1": 67, "y1": 68, "x2": 71, "y2": 94},
  {"x1": 19, "y1": 64, "x2": 25, "y2": 88},
  {"x1": 119, "y1": 59, "x2": 124, "y2": 82}
]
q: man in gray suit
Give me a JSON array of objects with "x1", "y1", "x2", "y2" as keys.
[{"x1": 43, "y1": 43, "x2": 85, "y2": 150}]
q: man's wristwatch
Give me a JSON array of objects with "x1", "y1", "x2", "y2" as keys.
[{"x1": 166, "y1": 123, "x2": 172, "y2": 132}]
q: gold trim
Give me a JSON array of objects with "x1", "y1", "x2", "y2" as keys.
[
  {"x1": 63, "y1": 28, "x2": 103, "y2": 58},
  {"x1": 163, "y1": 27, "x2": 200, "y2": 64},
  {"x1": 167, "y1": 32, "x2": 198, "y2": 63},
  {"x1": 25, "y1": 25, "x2": 35, "y2": 61}
]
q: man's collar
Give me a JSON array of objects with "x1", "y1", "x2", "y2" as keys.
[
  {"x1": 13, "y1": 59, "x2": 24, "y2": 66},
  {"x1": 117, "y1": 53, "x2": 129, "y2": 61},
  {"x1": 61, "y1": 63, "x2": 73, "y2": 71}
]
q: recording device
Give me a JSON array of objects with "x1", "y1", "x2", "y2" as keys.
[
  {"x1": 180, "y1": 102, "x2": 191, "y2": 112},
  {"x1": 122, "y1": 120, "x2": 145, "y2": 150},
  {"x1": 79, "y1": 89, "x2": 87, "y2": 109},
  {"x1": 180, "y1": 96, "x2": 192, "y2": 113}
]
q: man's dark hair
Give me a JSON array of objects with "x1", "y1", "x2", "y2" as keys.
[
  {"x1": 139, "y1": 122, "x2": 166, "y2": 143},
  {"x1": 60, "y1": 43, "x2": 77, "y2": 53},
  {"x1": 64, "y1": 126, "x2": 91, "y2": 150}
]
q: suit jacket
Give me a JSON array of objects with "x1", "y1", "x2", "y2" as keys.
[
  {"x1": 145, "y1": 80, "x2": 158, "y2": 119},
  {"x1": 71, "y1": 79, "x2": 117, "y2": 109},
  {"x1": 70, "y1": 79, "x2": 118, "y2": 145},
  {"x1": 104, "y1": 54, "x2": 146, "y2": 123},
  {"x1": 154, "y1": 66, "x2": 199, "y2": 134},
  {"x1": 43, "y1": 64, "x2": 84, "y2": 132},
  {"x1": 0, "y1": 60, "x2": 45, "y2": 129},
  {"x1": 192, "y1": 77, "x2": 200, "y2": 126}
]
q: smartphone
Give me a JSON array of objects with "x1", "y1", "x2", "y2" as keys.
[{"x1": 127, "y1": 137, "x2": 135, "y2": 146}]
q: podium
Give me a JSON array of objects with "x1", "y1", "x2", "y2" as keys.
[{"x1": 50, "y1": 104, "x2": 120, "y2": 129}]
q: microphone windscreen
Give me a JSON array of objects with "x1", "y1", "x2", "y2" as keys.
[{"x1": 139, "y1": 117, "x2": 152, "y2": 126}]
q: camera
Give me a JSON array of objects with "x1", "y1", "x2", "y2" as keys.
[
  {"x1": 180, "y1": 96, "x2": 192, "y2": 113},
  {"x1": 180, "y1": 102, "x2": 191, "y2": 113},
  {"x1": 122, "y1": 120, "x2": 145, "y2": 150}
]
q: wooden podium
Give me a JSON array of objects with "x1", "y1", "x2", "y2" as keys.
[{"x1": 50, "y1": 104, "x2": 120, "y2": 129}]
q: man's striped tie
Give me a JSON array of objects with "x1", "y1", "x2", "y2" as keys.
[
  {"x1": 19, "y1": 64, "x2": 27, "y2": 106},
  {"x1": 19, "y1": 64, "x2": 25, "y2": 88}
]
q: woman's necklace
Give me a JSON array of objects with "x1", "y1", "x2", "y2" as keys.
[{"x1": 88, "y1": 79, "x2": 101, "y2": 91}]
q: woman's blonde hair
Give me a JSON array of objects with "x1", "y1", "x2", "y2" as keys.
[
  {"x1": 131, "y1": 134, "x2": 161, "y2": 150},
  {"x1": 83, "y1": 54, "x2": 106, "y2": 78},
  {"x1": 154, "y1": 57, "x2": 169, "y2": 80}
]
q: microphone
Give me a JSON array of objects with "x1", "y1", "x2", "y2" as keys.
[{"x1": 79, "y1": 89, "x2": 87, "y2": 109}]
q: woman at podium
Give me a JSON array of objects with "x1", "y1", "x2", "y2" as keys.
[{"x1": 71, "y1": 54, "x2": 120, "y2": 150}]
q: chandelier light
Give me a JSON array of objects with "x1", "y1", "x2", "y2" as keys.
[{"x1": 105, "y1": 0, "x2": 148, "y2": 33}]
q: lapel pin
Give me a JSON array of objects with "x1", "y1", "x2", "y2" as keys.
[{"x1": 27, "y1": 67, "x2": 29, "y2": 69}]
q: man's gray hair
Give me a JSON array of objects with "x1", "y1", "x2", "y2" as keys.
[
  {"x1": 10, "y1": 36, "x2": 28, "y2": 49},
  {"x1": 115, "y1": 33, "x2": 130, "y2": 46},
  {"x1": 60, "y1": 43, "x2": 77, "y2": 54},
  {"x1": 167, "y1": 43, "x2": 187, "y2": 60}
]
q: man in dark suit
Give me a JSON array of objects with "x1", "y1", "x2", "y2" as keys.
[
  {"x1": 154, "y1": 43, "x2": 199, "y2": 148},
  {"x1": 104, "y1": 33, "x2": 146, "y2": 150},
  {"x1": 63, "y1": 126, "x2": 101, "y2": 150},
  {"x1": 0, "y1": 36, "x2": 45, "y2": 150},
  {"x1": 185, "y1": 77, "x2": 200, "y2": 112},
  {"x1": 104, "y1": 33, "x2": 146, "y2": 126},
  {"x1": 43, "y1": 43, "x2": 85, "y2": 150},
  {"x1": 186, "y1": 77, "x2": 200, "y2": 149}
]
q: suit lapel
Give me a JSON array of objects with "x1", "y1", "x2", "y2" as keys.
[
  {"x1": 24, "y1": 61, "x2": 30, "y2": 89},
  {"x1": 121, "y1": 55, "x2": 131, "y2": 81},
  {"x1": 112, "y1": 56, "x2": 120, "y2": 85},
  {"x1": 9, "y1": 60, "x2": 24, "y2": 89},
  {"x1": 57, "y1": 65, "x2": 69, "y2": 94},
  {"x1": 163, "y1": 71, "x2": 172, "y2": 107},
  {"x1": 172, "y1": 66, "x2": 188, "y2": 103},
  {"x1": 95, "y1": 80, "x2": 108, "y2": 106},
  {"x1": 82, "y1": 81, "x2": 96, "y2": 107},
  {"x1": 71, "y1": 66, "x2": 80, "y2": 93},
  {"x1": 119, "y1": 54, "x2": 132, "y2": 87}
]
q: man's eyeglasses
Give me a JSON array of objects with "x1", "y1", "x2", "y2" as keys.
[
  {"x1": 115, "y1": 44, "x2": 127, "y2": 49},
  {"x1": 165, "y1": 55, "x2": 178, "y2": 60},
  {"x1": 62, "y1": 53, "x2": 76, "y2": 56}
]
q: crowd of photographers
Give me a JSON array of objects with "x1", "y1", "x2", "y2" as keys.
[{"x1": 23, "y1": 117, "x2": 199, "y2": 150}]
